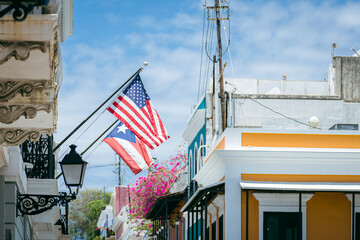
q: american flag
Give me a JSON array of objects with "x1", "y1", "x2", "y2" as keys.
[{"x1": 107, "y1": 74, "x2": 169, "y2": 149}]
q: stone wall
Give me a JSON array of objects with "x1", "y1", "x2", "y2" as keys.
[{"x1": 334, "y1": 56, "x2": 360, "y2": 102}]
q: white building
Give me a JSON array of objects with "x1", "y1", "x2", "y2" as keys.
[
  {"x1": 0, "y1": 1, "x2": 73, "y2": 239},
  {"x1": 181, "y1": 55, "x2": 360, "y2": 239}
]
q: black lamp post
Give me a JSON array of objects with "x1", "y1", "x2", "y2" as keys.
[{"x1": 17, "y1": 144, "x2": 87, "y2": 235}]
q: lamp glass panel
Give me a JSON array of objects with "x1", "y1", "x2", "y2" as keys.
[{"x1": 62, "y1": 164, "x2": 83, "y2": 186}]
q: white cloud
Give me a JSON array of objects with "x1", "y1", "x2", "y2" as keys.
[{"x1": 105, "y1": 12, "x2": 120, "y2": 25}]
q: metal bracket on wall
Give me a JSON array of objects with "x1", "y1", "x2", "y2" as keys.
[
  {"x1": 0, "y1": 0, "x2": 48, "y2": 21},
  {"x1": 16, "y1": 192, "x2": 75, "y2": 216}
]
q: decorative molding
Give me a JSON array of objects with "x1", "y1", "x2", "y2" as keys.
[
  {"x1": 50, "y1": 26, "x2": 60, "y2": 86},
  {"x1": 0, "y1": 80, "x2": 48, "y2": 102},
  {"x1": 0, "y1": 41, "x2": 48, "y2": 65},
  {"x1": 0, "y1": 128, "x2": 52, "y2": 146},
  {"x1": 0, "y1": 104, "x2": 52, "y2": 124}
]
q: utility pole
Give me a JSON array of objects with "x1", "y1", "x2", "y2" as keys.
[
  {"x1": 114, "y1": 154, "x2": 123, "y2": 186},
  {"x1": 214, "y1": 0, "x2": 227, "y2": 131},
  {"x1": 118, "y1": 156, "x2": 122, "y2": 186},
  {"x1": 207, "y1": 0, "x2": 229, "y2": 131}
]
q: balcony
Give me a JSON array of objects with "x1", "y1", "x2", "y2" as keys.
[
  {"x1": 21, "y1": 134, "x2": 55, "y2": 179},
  {"x1": 0, "y1": 0, "x2": 73, "y2": 146}
]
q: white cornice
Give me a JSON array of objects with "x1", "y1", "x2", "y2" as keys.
[
  {"x1": 182, "y1": 109, "x2": 206, "y2": 143},
  {"x1": 194, "y1": 150, "x2": 225, "y2": 186},
  {"x1": 195, "y1": 148, "x2": 360, "y2": 186}
]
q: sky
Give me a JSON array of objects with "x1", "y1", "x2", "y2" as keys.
[{"x1": 55, "y1": 0, "x2": 360, "y2": 192}]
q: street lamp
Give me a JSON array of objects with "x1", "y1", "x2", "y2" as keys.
[
  {"x1": 60, "y1": 144, "x2": 87, "y2": 194},
  {"x1": 17, "y1": 144, "x2": 87, "y2": 234}
]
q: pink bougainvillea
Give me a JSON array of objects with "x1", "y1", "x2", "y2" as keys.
[{"x1": 128, "y1": 151, "x2": 187, "y2": 232}]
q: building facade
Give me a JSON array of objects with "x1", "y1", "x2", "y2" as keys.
[
  {"x1": 181, "y1": 56, "x2": 360, "y2": 239},
  {"x1": 0, "y1": 1, "x2": 73, "y2": 239}
]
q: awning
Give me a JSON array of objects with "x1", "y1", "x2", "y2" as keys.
[
  {"x1": 181, "y1": 181, "x2": 225, "y2": 212},
  {"x1": 240, "y1": 181, "x2": 360, "y2": 192},
  {"x1": 146, "y1": 190, "x2": 185, "y2": 219}
]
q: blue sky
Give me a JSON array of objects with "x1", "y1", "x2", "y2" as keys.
[{"x1": 55, "y1": 0, "x2": 360, "y2": 191}]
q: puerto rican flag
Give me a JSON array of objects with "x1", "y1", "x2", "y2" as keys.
[
  {"x1": 103, "y1": 122, "x2": 153, "y2": 175},
  {"x1": 107, "y1": 74, "x2": 169, "y2": 150}
]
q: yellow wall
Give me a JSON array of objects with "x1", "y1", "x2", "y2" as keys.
[
  {"x1": 241, "y1": 132, "x2": 360, "y2": 148},
  {"x1": 241, "y1": 190, "x2": 259, "y2": 240},
  {"x1": 240, "y1": 175, "x2": 354, "y2": 239},
  {"x1": 307, "y1": 193, "x2": 351, "y2": 240},
  {"x1": 241, "y1": 192, "x2": 351, "y2": 240}
]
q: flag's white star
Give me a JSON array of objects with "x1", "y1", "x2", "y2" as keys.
[{"x1": 117, "y1": 124, "x2": 128, "y2": 134}]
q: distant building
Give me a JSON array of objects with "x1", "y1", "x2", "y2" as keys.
[
  {"x1": 181, "y1": 55, "x2": 360, "y2": 239},
  {"x1": 97, "y1": 205, "x2": 114, "y2": 239},
  {"x1": 110, "y1": 186, "x2": 143, "y2": 240},
  {"x1": 0, "y1": 1, "x2": 73, "y2": 239}
]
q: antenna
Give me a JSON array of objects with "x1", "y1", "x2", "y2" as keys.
[
  {"x1": 331, "y1": 43, "x2": 339, "y2": 58},
  {"x1": 351, "y1": 48, "x2": 360, "y2": 57}
]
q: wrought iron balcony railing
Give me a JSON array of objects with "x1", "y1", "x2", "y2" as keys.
[
  {"x1": 20, "y1": 134, "x2": 55, "y2": 179},
  {"x1": 185, "y1": 180, "x2": 199, "y2": 203}
]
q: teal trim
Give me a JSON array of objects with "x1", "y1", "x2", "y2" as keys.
[
  {"x1": 188, "y1": 124, "x2": 206, "y2": 179},
  {"x1": 187, "y1": 96, "x2": 206, "y2": 124},
  {"x1": 188, "y1": 219, "x2": 202, "y2": 240}
]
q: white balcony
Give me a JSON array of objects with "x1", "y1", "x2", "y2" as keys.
[{"x1": 0, "y1": 0, "x2": 72, "y2": 146}]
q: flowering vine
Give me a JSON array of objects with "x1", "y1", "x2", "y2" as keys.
[{"x1": 127, "y1": 150, "x2": 187, "y2": 235}]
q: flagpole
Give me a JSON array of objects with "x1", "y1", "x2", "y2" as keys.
[
  {"x1": 80, "y1": 119, "x2": 119, "y2": 156},
  {"x1": 53, "y1": 62, "x2": 148, "y2": 153},
  {"x1": 56, "y1": 119, "x2": 119, "y2": 179}
]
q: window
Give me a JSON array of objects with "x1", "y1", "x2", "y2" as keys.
[
  {"x1": 253, "y1": 193, "x2": 313, "y2": 240},
  {"x1": 264, "y1": 212, "x2": 301, "y2": 240},
  {"x1": 194, "y1": 144, "x2": 198, "y2": 175},
  {"x1": 199, "y1": 136, "x2": 204, "y2": 171}
]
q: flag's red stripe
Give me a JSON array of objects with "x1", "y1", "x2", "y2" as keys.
[
  {"x1": 107, "y1": 107, "x2": 157, "y2": 149},
  {"x1": 113, "y1": 97, "x2": 163, "y2": 146},
  {"x1": 136, "y1": 137, "x2": 154, "y2": 167},
  {"x1": 103, "y1": 138, "x2": 142, "y2": 175},
  {"x1": 117, "y1": 96, "x2": 155, "y2": 135},
  {"x1": 145, "y1": 103, "x2": 157, "y2": 135},
  {"x1": 114, "y1": 105, "x2": 160, "y2": 147},
  {"x1": 141, "y1": 107, "x2": 164, "y2": 143},
  {"x1": 107, "y1": 107, "x2": 155, "y2": 149},
  {"x1": 155, "y1": 109, "x2": 169, "y2": 139},
  {"x1": 146, "y1": 100, "x2": 169, "y2": 139}
]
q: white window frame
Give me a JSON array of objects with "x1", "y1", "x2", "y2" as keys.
[{"x1": 253, "y1": 193, "x2": 313, "y2": 240}]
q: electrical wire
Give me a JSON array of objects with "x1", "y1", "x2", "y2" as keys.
[
  {"x1": 198, "y1": 7, "x2": 207, "y2": 102},
  {"x1": 56, "y1": 108, "x2": 107, "y2": 160},
  {"x1": 217, "y1": 2, "x2": 318, "y2": 129},
  {"x1": 84, "y1": 141, "x2": 103, "y2": 160}
]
